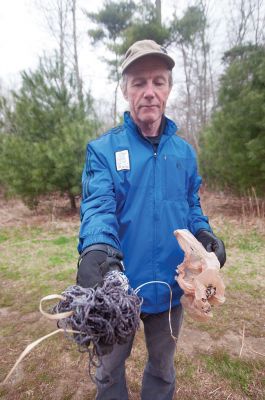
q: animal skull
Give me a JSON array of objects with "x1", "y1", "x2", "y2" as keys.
[{"x1": 174, "y1": 229, "x2": 225, "y2": 321}]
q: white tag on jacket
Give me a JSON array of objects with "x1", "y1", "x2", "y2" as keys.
[{"x1": 115, "y1": 150, "x2": 130, "y2": 171}]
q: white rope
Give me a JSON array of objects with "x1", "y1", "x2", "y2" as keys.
[
  {"x1": 2, "y1": 328, "x2": 81, "y2": 384},
  {"x1": 2, "y1": 294, "x2": 83, "y2": 384},
  {"x1": 2, "y1": 279, "x2": 178, "y2": 384},
  {"x1": 135, "y1": 280, "x2": 179, "y2": 341},
  {"x1": 39, "y1": 294, "x2": 73, "y2": 320}
]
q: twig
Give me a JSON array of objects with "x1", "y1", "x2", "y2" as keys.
[
  {"x1": 226, "y1": 393, "x2": 232, "y2": 400},
  {"x1": 246, "y1": 347, "x2": 265, "y2": 357},
  {"x1": 209, "y1": 387, "x2": 221, "y2": 395},
  {"x1": 239, "y1": 322, "x2": 245, "y2": 358},
  {"x1": 252, "y1": 187, "x2": 260, "y2": 218},
  {"x1": 239, "y1": 323, "x2": 265, "y2": 358}
]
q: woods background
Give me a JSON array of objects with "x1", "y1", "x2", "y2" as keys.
[
  {"x1": 0, "y1": 1, "x2": 265, "y2": 399},
  {"x1": 0, "y1": 0, "x2": 264, "y2": 209}
]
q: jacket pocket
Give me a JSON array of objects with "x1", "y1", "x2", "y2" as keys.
[{"x1": 163, "y1": 155, "x2": 187, "y2": 200}]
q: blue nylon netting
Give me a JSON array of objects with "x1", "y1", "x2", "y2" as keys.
[{"x1": 52, "y1": 271, "x2": 142, "y2": 380}]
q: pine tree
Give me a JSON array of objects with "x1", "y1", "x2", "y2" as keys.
[
  {"x1": 199, "y1": 44, "x2": 265, "y2": 196},
  {"x1": 0, "y1": 55, "x2": 97, "y2": 209}
]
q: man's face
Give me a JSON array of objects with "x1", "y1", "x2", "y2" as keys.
[{"x1": 122, "y1": 56, "x2": 172, "y2": 126}]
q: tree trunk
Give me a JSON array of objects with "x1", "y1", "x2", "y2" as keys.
[
  {"x1": 181, "y1": 45, "x2": 192, "y2": 139},
  {"x1": 113, "y1": 45, "x2": 119, "y2": 126},
  {"x1": 156, "y1": 0, "x2": 162, "y2": 26},
  {"x1": 72, "y1": 0, "x2": 84, "y2": 107},
  {"x1": 209, "y1": 54, "x2": 216, "y2": 109},
  {"x1": 58, "y1": 0, "x2": 66, "y2": 93},
  {"x1": 113, "y1": 78, "x2": 120, "y2": 126},
  {"x1": 69, "y1": 193, "x2": 77, "y2": 210}
]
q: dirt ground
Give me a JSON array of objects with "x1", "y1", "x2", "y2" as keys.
[{"x1": 0, "y1": 189, "x2": 264, "y2": 399}]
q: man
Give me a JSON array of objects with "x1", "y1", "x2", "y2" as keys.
[{"x1": 77, "y1": 40, "x2": 226, "y2": 400}]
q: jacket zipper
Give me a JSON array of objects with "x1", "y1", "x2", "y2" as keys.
[
  {"x1": 145, "y1": 136, "x2": 172, "y2": 309},
  {"x1": 153, "y1": 150, "x2": 158, "y2": 306}
]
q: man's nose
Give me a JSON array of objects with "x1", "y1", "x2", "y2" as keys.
[{"x1": 143, "y1": 82, "x2": 155, "y2": 99}]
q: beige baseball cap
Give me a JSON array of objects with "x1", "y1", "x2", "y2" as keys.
[{"x1": 121, "y1": 39, "x2": 175, "y2": 74}]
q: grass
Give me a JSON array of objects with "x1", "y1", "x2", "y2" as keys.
[
  {"x1": 202, "y1": 350, "x2": 265, "y2": 396},
  {"x1": 203, "y1": 351, "x2": 253, "y2": 392},
  {"x1": 175, "y1": 353, "x2": 196, "y2": 381},
  {"x1": 0, "y1": 193, "x2": 265, "y2": 399},
  {"x1": 219, "y1": 222, "x2": 265, "y2": 251},
  {"x1": 189, "y1": 219, "x2": 265, "y2": 340},
  {"x1": 0, "y1": 225, "x2": 78, "y2": 314}
]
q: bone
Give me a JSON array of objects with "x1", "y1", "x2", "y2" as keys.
[{"x1": 174, "y1": 229, "x2": 225, "y2": 321}]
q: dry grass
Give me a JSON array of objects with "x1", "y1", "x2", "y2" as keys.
[{"x1": 0, "y1": 190, "x2": 265, "y2": 399}]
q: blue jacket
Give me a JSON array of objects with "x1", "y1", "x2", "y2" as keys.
[{"x1": 78, "y1": 112, "x2": 212, "y2": 313}]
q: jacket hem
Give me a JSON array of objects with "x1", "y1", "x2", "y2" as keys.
[{"x1": 140, "y1": 298, "x2": 181, "y2": 314}]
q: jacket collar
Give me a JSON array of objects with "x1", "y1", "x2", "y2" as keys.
[{"x1": 123, "y1": 111, "x2": 178, "y2": 137}]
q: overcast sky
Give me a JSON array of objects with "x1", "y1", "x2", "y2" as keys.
[
  {"x1": 0, "y1": 0, "x2": 182, "y2": 114},
  {"x1": 0, "y1": 0, "x2": 230, "y2": 114},
  {"x1": 0, "y1": 1, "x2": 106, "y2": 95}
]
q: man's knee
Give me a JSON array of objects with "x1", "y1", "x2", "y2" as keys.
[{"x1": 145, "y1": 361, "x2": 176, "y2": 384}]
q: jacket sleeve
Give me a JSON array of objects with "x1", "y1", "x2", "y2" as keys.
[
  {"x1": 187, "y1": 150, "x2": 213, "y2": 236},
  {"x1": 78, "y1": 143, "x2": 120, "y2": 254}
]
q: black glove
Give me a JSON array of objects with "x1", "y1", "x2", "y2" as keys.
[
  {"x1": 77, "y1": 244, "x2": 124, "y2": 288},
  {"x1": 76, "y1": 244, "x2": 124, "y2": 356},
  {"x1": 195, "y1": 230, "x2": 226, "y2": 268}
]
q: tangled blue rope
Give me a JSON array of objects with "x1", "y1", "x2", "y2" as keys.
[{"x1": 52, "y1": 271, "x2": 142, "y2": 379}]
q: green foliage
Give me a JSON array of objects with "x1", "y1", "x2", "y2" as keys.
[
  {"x1": 86, "y1": 0, "x2": 138, "y2": 124},
  {"x1": 86, "y1": 0, "x2": 136, "y2": 80},
  {"x1": 120, "y1": 0, "x2": 171, "y2": 51},
  {"x1": 0, "y1": 95, "x2": 12, "y2": 133},
  {"x1": 200, "y1": 45, "x2": 265, "y2": 196},
  {"x1": 170, "y1": 5, "x2": 207, "y2": 45},
  {"x1": 123, "y1": 22, "x2": 170, "y2": 47},
  {"x1": 86, "y1": 0, "x2": 172, "y2": 78},
  {"x1": 0, "y1": 55, "x2": 97, "y2": 208},
  {"x1": 87, "y1": 0, "x2": 136, "y2": 42}
]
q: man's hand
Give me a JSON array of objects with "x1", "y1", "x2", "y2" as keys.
[
  {"x1": 195, "y1": 230, "x2": 226, "y2": 268},
  {"x1": 77, "y1": 244, "x2": 124, "y2": 288}
]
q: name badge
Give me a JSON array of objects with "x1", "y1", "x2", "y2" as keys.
[{"x1": 115, "y1": 150, "x2": 130, "y2": 171}]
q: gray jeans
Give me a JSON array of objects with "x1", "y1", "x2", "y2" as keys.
[{"x1": 95, "y1": 305, "x2": 183, "y2": 400}]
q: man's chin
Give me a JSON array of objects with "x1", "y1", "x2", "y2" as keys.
[{"x1": 139, "y1": 112, "x2": 161, "y2": 125}]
